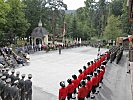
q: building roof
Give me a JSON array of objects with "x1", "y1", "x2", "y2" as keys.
[{"x1": 31, "y1": 27, "x2": 48, "y2": 37}]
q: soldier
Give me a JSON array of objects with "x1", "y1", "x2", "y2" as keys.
[
  {"x1": 59, "y1": 45, "x2": 62, "y2": 55},
  {"x1": 11, "y1": 80, "x2": 20, "y2": 100},
  {"x1": 86, "y1": 75, "x2": 92, "y2": 99},
  {"x1": 83, "y1": 66, "x2": 87, "y2": 80},
  {"x1": 58, "y1": 81, "x2": 68, "y2": 100},
  {"x1": 0, "y1": 76, "x2": 6, "y2": 99},
  {"x1": 77, "y1": 81, "x2": 88, "y2": 100},
  {"x1": 9, "y1": 69, "x2": 16, "y2": 85},
  {"x1": 3, "y1": 68, "x2": 9, "y2": 79},
  {"x1": 91, "y1": 72, "x2": 98, "y2": 99},
  {"x1": 4, "y1": 78, "x2": 12, "y2": 100},
  {"x1": 14, "y1": 71, "x2": 20, "y2": 81},
  {"x1": 18, "y1": 74, "x2": 26, "y2": 100},
  {"x1": 25, "y1": 74, "x2": 32, "y2": 100},
  {"x1": 72, "y1": 75, "x2": 79, "y2": 99},
  {"x1": 78, "y1": 69, "x2": 84, "y2": 82},
  {"x1": 66, "y1": 79, "x2": 75, "y2": 100}
]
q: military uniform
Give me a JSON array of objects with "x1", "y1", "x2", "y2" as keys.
[
  {"x1": 10, "y1": 82, "x2": 20, "y2": 100},
  {"x1": 18, "y1": 74, "x2": 25, "y2": 100},
  {"x1": 25, "y1": 74, "x2": 32, "y2": 100}
]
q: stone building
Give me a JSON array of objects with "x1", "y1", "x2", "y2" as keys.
[{"x1": 31, "y1": 20, "x2": 49, "y2": 45}]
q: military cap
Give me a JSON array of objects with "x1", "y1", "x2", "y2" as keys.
[
  {"x1": 11, "y1": 69, "x2": 15, "y2": 73},
  {"x1": 28, "y1": 74, "x2": 32, "y2": 78},
  {"x1": 16, "y1": 71, "x2": 20, "y2": 75},
  {"x1": 6, "y1": 68, "x2": 9, "y2": 71},
  {"x1": 78, "y1": 69, "x2": 82, "y2": 73},
  {"x1": 83, "y1": 66, "x2": 86, "y2": 70},
  {"x1": 6, "y1": 78, "x2": 11, "y2": 83},
  {"x1": 1, "y1": 76, "x2": 6, "y2": 79},
  {"x1": 21, "y1": 74, "x2": 25, "y2": 77},
  {"x1": 0, "y1": 73, "x2": 3, "y2": 77},
  {"x1": 14, "y1": 80, "x2": 19, "y2": 84}
]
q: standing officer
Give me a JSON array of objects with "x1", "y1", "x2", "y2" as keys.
[
  {"x1": 11, "y1": 80, "x2": 20, "y2": 100},
  {"x1": 59, "y1": 45, "x2": 62, "y2": 55},
  {"x1": 3, "y1": 68, "x2": 9, "y2": 79},
  {"x1": 9, "y1": 69, "x2": 16, "y2": 85},
  {"x1": 15, "y1": 71, "x2": 20, "y2": 81},
  {"x1": 4, "y1": 78, "x2": 12, "y2": 100},
  {"x1": 58, "y1": 81, "x2": 68, "y2": 100},
  {"x1": 0, "y1": 76, "x2": 6, "y2": 99},
  {"x1": 77, "y1": 81, "x2": 87, "y2": 100},
  {"x1": 18, "y1": 74, "x2": 26, "y2": 100},
  {"x1": 25, "y1": 74, "x2": 32, "y2": 100},
  {"x1": 66, "y1": 79, "x2": 75, "y2": 100}
]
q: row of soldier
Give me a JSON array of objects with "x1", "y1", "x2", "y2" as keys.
[
  {"x1": 58, "y1": 51, "x2": 109, "y2": 100},
  {"x1": 0, "y1": 68, "x2": 32, "y2": 100}
]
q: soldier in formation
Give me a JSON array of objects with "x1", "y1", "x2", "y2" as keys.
[
  {"x1": 58, "y1": 51, "x2": 109, "y2": 100},
  {"x1": 0, "y1": 69, "x2": 32, "y2": 100}
]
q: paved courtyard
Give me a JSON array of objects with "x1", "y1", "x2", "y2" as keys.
[{"x1": 15, "y1": 46, "x2": 132, "y2": 100}]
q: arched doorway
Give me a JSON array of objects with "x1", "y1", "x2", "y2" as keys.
[{"x1": 36, "y1": 38, "x2": 42, "y2": 45}]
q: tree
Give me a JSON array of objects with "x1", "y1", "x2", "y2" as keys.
[
  {"x1": 6, "y1": 0, "x2": 30, "y2": 39},
  {"x1": 104, "y1": 15, "x2": 122, "y2": 40}
]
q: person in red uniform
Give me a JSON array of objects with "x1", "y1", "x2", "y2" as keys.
[
  {"x1": 91, "y1": 61, "x2": 95, "y2": 75},
  {"x1": 77, "y1": 81, "x2": 88, "y2": 100},
  {"x1": 87, "y1": 62, "x2": 92, "y2": 75},
  {"x1": 91, "y1": 72, "x2": 98, "y2": 99},
  {"x1": 59, "y1": 81, "x2": 68, "y2": 100},
  {"x1": 72, "y1": 75, "x2": 79, "y2": 99},
  {"x1": 78, "y1": 69, "x2": 84, "y2": 82},
  {"x1": 66, "y1": 79, "x2": 75, "y2": 100},
  {"x1": 83, "y1": 66, "x2": 87, "y2": 79},
  {"x1": 86, "y1": 75, "x2": 92, "y2": 99}
]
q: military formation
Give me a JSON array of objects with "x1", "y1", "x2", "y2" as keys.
[
  {"x1": 0, "y1": 68, "x2": 32, "y2": 100},
  {"x1": 109, "y1": 46, "x2": 123, "y2": 64},
  {"x1": 58, "y1": 51, "x2": 109, "y2": 100}
]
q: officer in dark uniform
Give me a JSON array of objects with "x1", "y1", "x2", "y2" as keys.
[
  {"x1": 4, "y1": 78, "x2": 12, "y2": 100},
  {"x1": 25, "y1": 74, "x2": 32, "y2": 100},
  {"x1": 59, "y1": 45, "x2": 62, "y2": 54},
  {"x1": 0, "y1": 76, "x2": 6, "y2": 99},
  {"x1": 3, "y1": 68, "x2": 9, "y2": 79},
  {"x1": 18, "y1": 74, "x2": 26, "y2": 100},
  {"x1": 11, "y1": 80, "x2": 20, "y2": 100},
  {"x1": 9, "y1": 69, "x2": 16, "y2": 85},
  {"x1": 14, "y1": 71, "x2": 20, "y2": 81}
]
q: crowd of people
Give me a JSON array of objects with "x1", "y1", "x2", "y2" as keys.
[
  {"x1": 0, "y1": 68, "x2": 32, "y2": 100},
  {"x1": 58, "y1": 51, "x2": 110, "y2": 100}
]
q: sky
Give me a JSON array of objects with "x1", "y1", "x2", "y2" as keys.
[
  {"x1": 63, "y1": 0, "x2": 86, "y2": 10},
  {"x1": 63, "y1": 0, "x2": 111, "y2": 10}
]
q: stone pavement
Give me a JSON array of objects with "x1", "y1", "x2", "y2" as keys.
[{"x1": 130, "y1": 61, "x2": 133, "y2": 100}]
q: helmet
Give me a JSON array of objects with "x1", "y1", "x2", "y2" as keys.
[
  {"x1": 83, "y1": 66, "x2": 86, "y2": 70},
  {"x1": 86, "y1": 75, "x2": 91, "y2": 80},
  {"x1": 67, "y1": 79, "x2": 72, "y2": 84},
  {"x1": 60, "y1": 81, "x2": 65, "y2": 87},
  {"x1": 6, "y1": 68, "x2": 9, "y2": 71},
  {"x1": 79, "y1": 69, "x2": 82, "y2": 73},
  {"x1": 81, "y1": 81, "x2": 86, "y2": 86},
  {"x1": 72, "y1": 74, "x2": 77, "y2": 79},
  {"x1": 1, "y1": 76, "x2": 6, "y2": 80},
  {"x1": 87, "y1": 62, "x2": 90, "y2": 66}
]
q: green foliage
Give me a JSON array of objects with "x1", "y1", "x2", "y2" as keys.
[
  {"x1": 6, "y1": 0, "x2": 30, "y2": 38},
  {"x1": 104, "y1": 15, "x2": 122, "y2": 40}
]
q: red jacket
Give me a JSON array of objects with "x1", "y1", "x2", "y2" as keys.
[
  {"x1": 83, "y1": 70, "x2": 87, "y2": 78},
  {"x1": 77, "y1": 86, "x2": 88, "y2": 98},
  {"x1": 86, "y1": 80, "x2": 92, "y2": 92},
  {"x1": 72, "y1": 79, "x2": 79, "y2": 88},
  {"x1": 87, "y1": 66, "x2": 92, "y2": 75},
  {"x1": 66, "y1": 83, "x2": 75, "y2": 94},
  {"x1": 59, "y1": 87, "x2": 68, "y2": 100},
  {"x1": 78, "y1": 73, "x2": 84, "y2": 81},
  {"x1": 91, "y1": 76, "x2": 98, "y2": 86}
]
